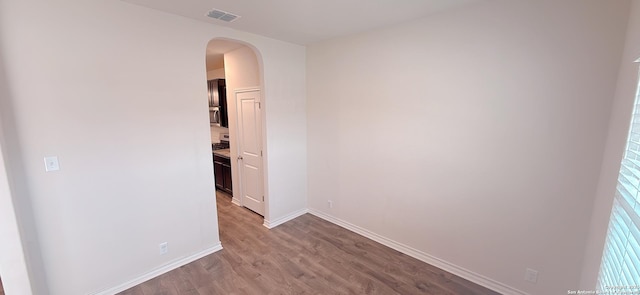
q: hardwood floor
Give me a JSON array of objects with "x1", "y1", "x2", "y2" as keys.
[
  {"x1": 0, "y1": 276, "x2": 4, "y2": 295},
  {"x1": 119, "y1": 192, "x2": 500, "y2": 295}
]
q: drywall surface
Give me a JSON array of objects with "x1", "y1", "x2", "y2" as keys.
[
  {"x1": 223, "y1": 44, "x2": 308, "y2": 221},
  {"x1": 224, "y1": 46, "x2": 260, "y2": 90},
  {"x1": 0, "y1": 24, "x2": 45, "y2": 295},
  {"x1": 206, "y1": 68, "x2": 225, "y2": 80},
  {"x1": 0, "y1": 112, "x2": 35, "y2": 295},
  {"x1": 580, "y1": 0, "x2": 640, "y2": 290},
  {"x1": 306, "y1": 0, "x2": 629, "y2": 294},
  {"x1": 0, "y1": 0, "x2": 306, "y2": 294},
  {"x1": 223, "y1": 45, "x2": 260, "y2": 206}
]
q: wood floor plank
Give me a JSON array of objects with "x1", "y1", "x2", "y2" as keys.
[
  {"x1": 118, "y1": 191, "x2": 500, "y2": 295},
  {"x1": 281, "y1": 217, "x2": 417, "y2": 294},
  {"x1": 117, "y1": 284, "x2": 145, "y2": 295},
  {"x1": 139, "y1": 272, "x2": 180, "y2": 295}
]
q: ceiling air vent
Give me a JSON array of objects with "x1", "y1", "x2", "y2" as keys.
[{"x1": 206, "y1": 9, "x2": 240, "y2": 23}]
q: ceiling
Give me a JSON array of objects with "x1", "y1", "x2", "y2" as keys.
[
  {"x1": 121, "y1": 0, "x2": 485, "y2": 45},
  {"x1": 205, "y1": 39, "x2": 244, "y2": 70}
]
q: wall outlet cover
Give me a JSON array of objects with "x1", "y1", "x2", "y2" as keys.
[
  {"x1": 525, "y1": 268, "x2": 538, "y2": 284},
  {"x1": 159, "y1": 242, "x2": 168, "y2": 255}
]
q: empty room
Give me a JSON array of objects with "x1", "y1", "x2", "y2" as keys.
[{"x1": 1, "y1": 0, "x2": 640, "y2": 294}]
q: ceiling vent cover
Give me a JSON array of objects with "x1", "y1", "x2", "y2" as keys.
[{"x1": 206, "y1": 9, "x2": 240, "y2": 22}]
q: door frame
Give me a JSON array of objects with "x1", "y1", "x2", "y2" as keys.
[
  {"x1": 206, "y1": 38, "x2": 270, "y2": 224},
  {"x1": 231, "y1": 87, "x2": 269, "y2": 220}
]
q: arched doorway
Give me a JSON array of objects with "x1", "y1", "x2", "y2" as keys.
[{"x1": 205, "y1": 38, "x2": 268, "y2": 219}]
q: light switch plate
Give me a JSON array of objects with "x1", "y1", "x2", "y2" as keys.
[{"x1": 44, "y1": 156, "x2": 60, "y2": 172}]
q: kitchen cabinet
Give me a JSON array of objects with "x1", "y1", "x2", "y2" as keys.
[
  {"x1": 207, "y1": 79, "x2": 228, "y2": 127},
  {"x1": 214, "y1": 154, "x2": 233, "y2": 195}
]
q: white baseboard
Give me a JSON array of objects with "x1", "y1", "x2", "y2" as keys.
[
  {"x1": 91, "y1": 243, "x2": 223, "y2": 295},
  {"x1": 231, "y1": 197, "x2": 241, "y2": 206},
  {"x1": 308, "y1": 209, "x2": 528, "y2": 295},
  {"x1": 263, "y1": 208, "x2": 309, "y2": 229}
]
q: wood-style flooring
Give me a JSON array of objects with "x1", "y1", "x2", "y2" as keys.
[
  {"x1": 119, "y1": 192, "x2": 500, "y2": 295},
  {"x1": 0, "y1": 276, "x2": 4, "y2": 295}
]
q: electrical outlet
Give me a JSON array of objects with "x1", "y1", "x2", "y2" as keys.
[
  {"x1": 159, "y1": 242, "x2": 168, "y2": 255},
  {"x1": 44, "y1": 156, "x2": 60, "y2": 172},
  {"x1": 328, "y1": 200, "x2": 333, "y2": 208},
  {"x1": 524, "y1": 268, "x2": 538, "y2": 283}
]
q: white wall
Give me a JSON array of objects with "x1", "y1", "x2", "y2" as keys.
[
  {"x1": 225, "y1": 46, "x2": 260, "y2": 89},
  {"x1": 0, "y1": 123, "x2": 34, "y2": 295},
  {"x1": 223, "y1": 46, "x2": 261, "y2": 206},
  {"x1": 580, "y1": 0, "x2": 640, "y2": 289},
  {"x1": 0, "y1": 0, "x2": 306, "y2": 294},
  {"x1": 0, "y1": 26, "x2": 46, "y2": 294},
  {"x1": 206, "y1": 68, "x2": 225, "y2": 80},
  {"x1": 261, "y1": 46, "x2": 308, "y2": 222},
  {"x1": 306, "y1": 0, "x2": 629, "y2": 294},
  {"x1": 224, "y1": 45, "x2": 309, "y2": 223}
]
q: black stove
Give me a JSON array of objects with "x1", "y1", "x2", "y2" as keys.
[
  {"x1": 212, "y1": 142, "x2": 229, "y2": 150},
  {"x1": 212, "y1": 133, "x2": 230, "y2": 151}
]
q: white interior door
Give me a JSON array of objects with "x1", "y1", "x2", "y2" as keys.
[{"x1": 236, "y1": 89, "x2": 264, "y2": 216}]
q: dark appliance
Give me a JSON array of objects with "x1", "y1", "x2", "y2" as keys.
[{"x1": 208, "y1": 79, "x2": 228, "y2": 127}]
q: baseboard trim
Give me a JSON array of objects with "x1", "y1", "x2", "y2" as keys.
[
  {"x1": 264, "y1": 208, "x2": 309, "y2": 229},
  {"x1": 308, "y1": 209, "x2": 528, "y2": 295},
  {"x1": 231, "y1": 197, "x2": 241, "y2": 206},
  {"x1": 91, "y1": 243, "x2": 223, "y2": 295}
]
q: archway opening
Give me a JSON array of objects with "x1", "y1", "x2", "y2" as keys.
[{"x1": 205, "y1": 38, "x2": 268, "y2": 222}]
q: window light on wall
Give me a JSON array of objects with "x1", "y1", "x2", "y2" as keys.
[{"x1": 597, "y1": 59, "x2": 640, "y2": 291}]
